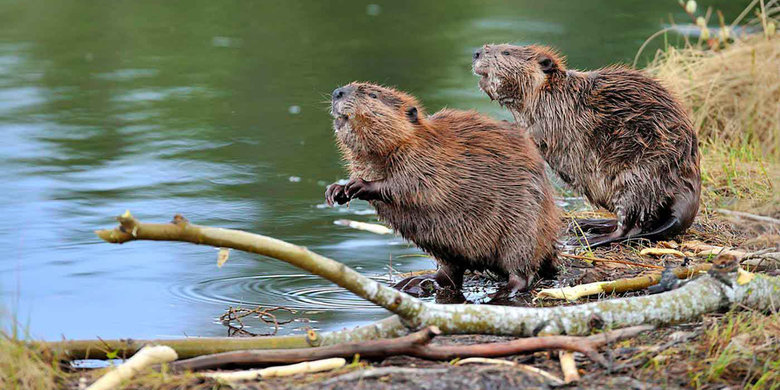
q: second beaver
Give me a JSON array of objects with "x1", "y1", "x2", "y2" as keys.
[
  {"x1": 325, "y1": 82, "x2": 560, "y2": 294},
  {"x1": 473, "y1": 44, "x2": 701, "y2": 247}
]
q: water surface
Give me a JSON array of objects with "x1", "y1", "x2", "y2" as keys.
[{"x1": 0, "y1": 0, "x2": 745, "y2": 340}]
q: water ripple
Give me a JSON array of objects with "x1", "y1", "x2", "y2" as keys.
[{"x1": 170, "y1": 274, "x2": 392, "y2": 311}]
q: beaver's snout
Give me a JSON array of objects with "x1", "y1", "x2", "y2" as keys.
[
  {"x1": 332, "y1": 85, "x2": 355, "y2": 102},
  {"x1": 473, "y1": 46, "x2": 491, "y2": 77}
]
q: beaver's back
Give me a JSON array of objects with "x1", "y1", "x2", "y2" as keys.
[{"x1": 375, "y1": 109, "x2": 560, "y2": 276}]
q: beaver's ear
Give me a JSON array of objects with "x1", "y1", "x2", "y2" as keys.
[
  {"x1": 405, "y1": 107, "x2": 419, "y2": 124},
  {"x1": 538, "y1": 56, "x2": 556, "y2": 74}
]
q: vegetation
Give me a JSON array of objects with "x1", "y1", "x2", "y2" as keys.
[
  {"x1": 642, "y1": 310, "x2": 780, "y2": 389},
  {"x1": 644, "y1": 0, "x2": 778, "y2": 214},
  {"x1": 2, "y1": 2, "x2": 777, "y2": 389}
]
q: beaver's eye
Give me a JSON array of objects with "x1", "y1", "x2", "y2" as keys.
[
  {"x1": 501, "y1": 51, "x2": 510, "y2": 56},
  {"x1": 368, "y1": 93, "x2": 378, "y2": 99}
]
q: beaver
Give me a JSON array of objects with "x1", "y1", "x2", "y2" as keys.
[
  {"x1": 472, "y1": 44, "x2": 701, "y2": 248},
  {"x1": 325, "y1": 82, "x2": 561, "y2": 294}
]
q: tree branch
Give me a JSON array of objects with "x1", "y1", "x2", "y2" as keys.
[{"x1": 58, "y1": 211, "x2": 780, "y2": 361}]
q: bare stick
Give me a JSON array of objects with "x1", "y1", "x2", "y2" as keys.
[
  {"x1": 455, "y1": 357, "x2": 565, "y2": 385},
  {"x1": 716, "y1": 208, "x2": 780, "y2": 225},
  {"x1": 537, "y1": 263, "x2": 712, "y2": 301},
  {"x1": 320, "y1": 367, "x2": 448, "y2": 386},
  {"x1": 559, "y1": 253, "x2": 665, "y2": 269},
  {"x1": 86, "y1": 345, "x2": 177, "y2": 390},
  {"x1": 559, "y1": 351, "x2": 580, "y2": 384},
  {"x1": 203, "y1": 357, "x2": 346, "y2": 383}
]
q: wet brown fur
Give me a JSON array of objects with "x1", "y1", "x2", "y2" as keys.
[
  {"x1": 330, "y1": 82, "x2": 560, "y2": 289},
  {"x1": 473, "y1": 44, "x2": 701, "y2": 246}
]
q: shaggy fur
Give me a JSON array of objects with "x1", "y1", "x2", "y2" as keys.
[
  {"x1": 473, "y1": 44, "x2": 702, "y2": 247},
  {"x1": 327, "y1": 82, "x2": 560, "y2": 290}
]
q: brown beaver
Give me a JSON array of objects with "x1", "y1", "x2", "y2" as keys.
[
  {"x1": 325, "y1": 82, "x2": 560, "y2": 294},
  {"x1": 472, "y1": 44, "x2": 701, "y2": 248}
]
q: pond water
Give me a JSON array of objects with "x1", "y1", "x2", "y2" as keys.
[{"x1": 0, "y1": 0, "x2": 744, "y2": 340}]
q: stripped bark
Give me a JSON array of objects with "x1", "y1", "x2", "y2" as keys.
[
  {"x1": 52, "y1": 211, "x2": 780, "y2": 361},
  {"x1": 537, "y1": 263, "x2": 712, "y2": 301}
]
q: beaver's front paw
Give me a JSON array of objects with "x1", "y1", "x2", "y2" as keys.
[
  {"x1": 325, "y1": 183, "x2": 349, "y2": 206},
  {"x1": 345, "y1": 178, "x2": 382, "y2": 201},
  {"x1": 392, "y1": 274, "x2": 440, "y2": 297}
]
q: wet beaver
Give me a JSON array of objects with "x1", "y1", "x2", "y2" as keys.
[
  {"x1": 325, "y1": 82, "x2": 560, "y2": 293},
  {"x1": 472, "y1": 44, "x2": 701, "y2": 248}
]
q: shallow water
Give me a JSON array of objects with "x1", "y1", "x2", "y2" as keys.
[{"x1": 0, "y1": 0, "x2": 745, "y2": 340}]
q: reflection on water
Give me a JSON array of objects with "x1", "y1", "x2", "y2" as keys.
[{"x1": 0, "y1": 0, "x2": 745, "y2": 340}]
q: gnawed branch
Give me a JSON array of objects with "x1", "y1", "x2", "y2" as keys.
[
  {"x1": 54, "y1": 211, "x2": 780, "y2": 361},
  {"x1": 536, "y1": 263, "x2": 712, "y2": 301}
]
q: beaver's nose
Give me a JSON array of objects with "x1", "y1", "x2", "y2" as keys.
[
  {"x1": 332, "y1": 85, "x2": 355, "y2": 101},
  {"x1": 473, "y1": 47, "x2": 483, "y2": 61}
]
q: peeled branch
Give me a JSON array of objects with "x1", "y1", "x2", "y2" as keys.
[
  {"x1": 203, "y1": 357, "x2": 346, "y2": 383},
  {"x1": 454, "y1": 357, "x2": 564, "y2": 385},
  {"x1": 334, "y1": 219, "x2": 393, "y2": 234},
  {"x1": 536, "y1": 263, "x2": 712, "y2": 301},
  {"x1": 86, "y1": 345, "x2": 177, "y2": 390},
  {"x1": 559, "y1": 351, "x2": 580, "y2": 384}
]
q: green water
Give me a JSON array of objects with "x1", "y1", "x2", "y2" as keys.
[{"x1": 0, "y1": 0, "x2": 745, "y2": 340}]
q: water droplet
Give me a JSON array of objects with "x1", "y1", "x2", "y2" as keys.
[
  {"x1": 366, "y1": 4, "x2": 381, "y2": 16},
  {"x1": 288, "y1": 105, "x2": 301, "y2": 114}
]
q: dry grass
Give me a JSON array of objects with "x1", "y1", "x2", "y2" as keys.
[
  {"x1": 0, "y1": 334, "x2": 65, "y2": 390},
  {"x1": 643, "y1": 12, "x2": 779, "y2": 214},
  {"x1": 647, "y1": 35, "x2": 779, "y2": 161},
  {"x1": 699, "y1": 141, "x2": 778, "y2": 215},
  {"x1": 642, "y1": 310, "x2": 780, "y2": 389}
]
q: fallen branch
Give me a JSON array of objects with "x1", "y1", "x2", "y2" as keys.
[
  {"x1": 55, "y1": 212, "x2": 779, "y2": 361},
  {"x1": 86, "y1": 345, "x2": 177, "y2": 390},
  {"x1": 320, "y1": 367, "x2": 448, "y2": 386},
  {"x1": 639, "y1": 248, "x2": 686, "y2": 258},
  {"x1": 716, "y1": 208, "x2": 780, "y2": 225},
  {"x1": 559, "y1": 351, "x2": 580, "y2": 384},
  {"x1": 43, "y1": 315, "x2": 409, "y2": 360},
  {"x1": 559, "y1": 253, "x2": 664, "y2": 269},
  {"x1": 203, "y1": 357, "x2": 345, "y2": 383},
  {"x1": 536, "y1": 263, "x2": 712, "y2": 301},
  {"x1": 454, "y1": 357, "x2": 565, "y2": 386},
  {"x1": 171, "y1": 325, "x2": 652, "y2": 371},
  {"x1": 681, "y1": 241, "x2": 779, "y2": 269},
  {"x1": 334, "y1": 219, "x2": 393, "y2": 234}
]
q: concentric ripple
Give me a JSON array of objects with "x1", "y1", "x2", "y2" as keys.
[{"x1": 170, "y1": 274, "x2": 392, "y2": 311}]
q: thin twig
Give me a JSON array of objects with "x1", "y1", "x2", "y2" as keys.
[{"x1": 559, "y1": 253, "x2": 665, "y2": 270}]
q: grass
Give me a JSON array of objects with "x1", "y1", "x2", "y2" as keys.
[
  {"x1": 643, "y1": 4, "x2": 779, "y2": 215},
  {"x1": 645, "y1": 32, "x2": 779, "y2": 161},
  {"x1": 2, "y1": 3, "x2": 778, "y2": 390},
  {"x1": 642, "y1": 310, "x2": 780, "y2": 389},
  {"x1": 643, "y1": 1, "x2": 778, "y2": 215},
  {"x1": 0, "y1": 334, "x2": 66, "y2": 390},
  {"x1": 699, "y1": 141, "x2": 778, "y2": 214}
]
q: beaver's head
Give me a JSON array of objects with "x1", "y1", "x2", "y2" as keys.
[
  {"x1": 331, "y1": 82, "x2": 423, "y2": 159},
  {"x1": 472, "y1": 44, "x2": 565, "y2": 107}
]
